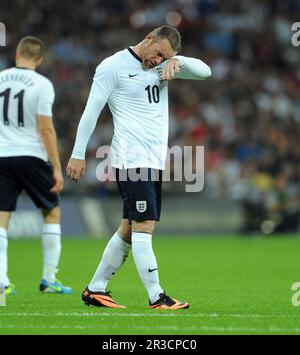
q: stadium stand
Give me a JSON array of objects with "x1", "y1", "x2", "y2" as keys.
[{"x1": 2, "y1": 0, "x2": 300, "y2": 234}]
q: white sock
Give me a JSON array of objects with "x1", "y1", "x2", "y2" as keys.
[
  {"x1": 88, "y1": 231, "x2": 131, "y2": 292},
  {"x1": 41, "y1": 224, "x2": 61, "y2": 283},
  {"x1": 0, "y1": 227, "x2": 9, "y2": 286},
  {"x1": 132, "y1": 232, "x2": 163, "y2": 303}
]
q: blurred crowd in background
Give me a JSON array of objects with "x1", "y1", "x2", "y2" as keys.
[{"x1": 1, "y1": 0, "x2": 300, "y2": 233}]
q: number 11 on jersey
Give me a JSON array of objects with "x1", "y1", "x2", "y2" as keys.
[{"x1": 0, "y1": 88, "x2": 25, "y2": 126}]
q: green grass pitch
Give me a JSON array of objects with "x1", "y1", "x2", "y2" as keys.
[{"x1": 1, "y1": 235, "x2": 300, "y2": 335}]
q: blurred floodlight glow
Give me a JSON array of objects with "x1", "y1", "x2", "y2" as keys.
[
  {"x1": 130, "y1": 11, "x2": 146, "y2": 28},
  {"x1": 166, "y1": 11, "x2": 182, "y2": 27}
]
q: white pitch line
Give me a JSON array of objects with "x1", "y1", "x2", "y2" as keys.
[
  {"x1": 0, "y1": 324, "x2": 300, "y2": 333},
  {"x1": 0, "y1": 324, "x2": 96, "y2": 330},
  {"x1": 0, "y1": 312, "x2": 299, "y2": 319}
]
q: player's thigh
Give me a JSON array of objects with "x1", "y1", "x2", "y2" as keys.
[
  {"x1": 0, "y1": 157, "x2": 22, "y2": 213},
  {"x1": 12, "y1": 157, "x2": 59, "y2": 210}
]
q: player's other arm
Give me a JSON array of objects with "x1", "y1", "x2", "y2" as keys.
[
  {"x1": 37, "y1": 80, "x2": 63, "y2": 194},
  {"x1": 37, "y1": 115, "x2": 63, "y2": 193},
  {"x1": 162, "y1": 55, "x2": 211, "y2": 81}
]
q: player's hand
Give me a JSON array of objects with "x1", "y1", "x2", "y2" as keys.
[
  {"x1": 162, "y1": 58, "x2": 180, "y2": 80},
  {"x1": 66, "y1": 158, "x2": 86, "y2": 182},
  {"x1": 51, "y1": 167, "x2": 64, "y2": 194}
]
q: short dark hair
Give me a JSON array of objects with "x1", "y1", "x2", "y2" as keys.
[
  {"x1": 16, "y1": 36, "x2": 44, "y2": 61},
  {"x1": 152, "y1": 26, "x2": 181, "y2": 52}
]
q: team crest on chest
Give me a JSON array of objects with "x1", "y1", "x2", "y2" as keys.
[
  {"x1": 136, "y1": 201, "x2": 147, "y2": 213},
  {"x1": 155, "y1": 66, "x2": 163, "y2": 81}
]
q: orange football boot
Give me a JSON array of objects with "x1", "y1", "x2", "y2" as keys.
[
  {"x1": 82, "y1": 288, "x2": 126, "y2": 309},
  {"x1": 149, "y1": 292, "x2": 190, "y2": 310}
]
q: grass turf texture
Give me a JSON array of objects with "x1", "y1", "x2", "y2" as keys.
[{"x1": 0, "y1": 235, "x2": 300, "y2": 335}]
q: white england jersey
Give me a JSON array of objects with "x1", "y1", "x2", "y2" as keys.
[
  {"x1": 0, "y1": 67, "x2": 55, "y2": 162},
  {"x1": 90, "y1": 48, "x2": 169, "y2": 169},
  {"x1": 71, "y1": 48, "x2": 211, "y2": 169}
]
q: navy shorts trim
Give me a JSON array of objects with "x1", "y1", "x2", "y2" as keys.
[
  {"x1": 115, "y1": 168, "x2": 162, "y2": 222},
  {"x1": 0, "y1": 156, "x2": 59, "y2": 211}
]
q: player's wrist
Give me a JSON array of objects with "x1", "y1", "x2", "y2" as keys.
[
  {"x1": 172, "y1": 56, "x2": 183, "y2": 66},
  {"x1": 52, "y1": 164, "x2": 62, "y2": 172},
  {"x1": 70, "y1": 153, "x2": 86, "y2": 161}
]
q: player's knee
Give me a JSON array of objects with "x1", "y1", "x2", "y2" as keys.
[
  {"x1": 41, "y1": 206, "x2": 61, "y2": 224},
  {"x1": 132, "y1": 220, "x2": 156, "y2": 234},
  {"x1": 0, "y1": 211, "x2": 11, "y2": 229},
  {"x1": 118, "y1": 219, "x2": 132, "y2": 243}
]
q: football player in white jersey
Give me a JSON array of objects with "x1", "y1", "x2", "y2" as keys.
[
  {"x1": 67, "y1": 26, "x2": 211, "y2": 309},
  {"x1": 0, "y1": 36, "x2": 72, "y2": 295}
]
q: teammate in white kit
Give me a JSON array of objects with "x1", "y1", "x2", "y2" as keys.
[
  {"x1": 67, "y1": 26, "x2": 211, "y2": 309},
  {"x1": 0, "y1": 36, "x2": 72, "y2": 295}
]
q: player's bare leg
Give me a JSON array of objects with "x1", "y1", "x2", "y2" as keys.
[
  {"x1": 82, "y1": 218, "x2": 131, "y2": 308},
  {"x1": 39, "y1": 206, "x2": 72, "y2": 294},
  {"x1": 0, "y1": 211, "x2": 10, "y2": 229},
  {"x1": 42, "y1": 205, "x2": 60, "y2": 224},
  {"x1": 132, "y1": 219, "x2": 189, "y2": 310},
  {"x1": 0, "y1": 212, "x2": 15, "y2": 295},
  {"x1": 118, "y1": 218, "x2": 132, "y2": 243}
]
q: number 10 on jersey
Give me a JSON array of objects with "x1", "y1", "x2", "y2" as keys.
[{"x1": 145, "y1": 85, "x2": 160, "y2": 104}]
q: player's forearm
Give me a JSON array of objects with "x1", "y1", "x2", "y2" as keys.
[
  {"x1": 40, "y1": 128, "x2": 62, "y2": 170},
  {"x1": 71, "y1": 95, "x2": 106, "y2": 160},
  {"x1": 174, "y1": 56, "x2": 211, "y2": 80}
]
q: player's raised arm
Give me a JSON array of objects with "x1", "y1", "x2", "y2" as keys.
[
  {"x1": 67, "y1": 58, "x2": 118, "y2": 182},
  {"x1": 162, "y1": 55, "x2": 211, "y2": 81}
]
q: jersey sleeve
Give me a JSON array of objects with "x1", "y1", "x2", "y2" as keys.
[
  {"x1": 70, "y1": 59, "x2": 118, "y2": 160},
  {"x1": 37, "y1": 80, "x2": 55, "y2": 117},
  {"x1": 71, "y1": 95, "x2": 106, "y2": 160},
  {"x1": 170, "y1": 56, "x2": 211, "y2": 80},
  {"x1": 89, "y1": 57, "x2": 119, "y2": 101}
]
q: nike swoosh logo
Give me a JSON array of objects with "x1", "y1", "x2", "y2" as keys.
[
  {"x1": 148, "y1": 268, "x2": 158, "y2": 273},
  {"x1": 45, "y1": 285, "x2": 62, "y2": 292},
  {"x1": 129, "y1": 74, "x2": 139, "y2": 77}
]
